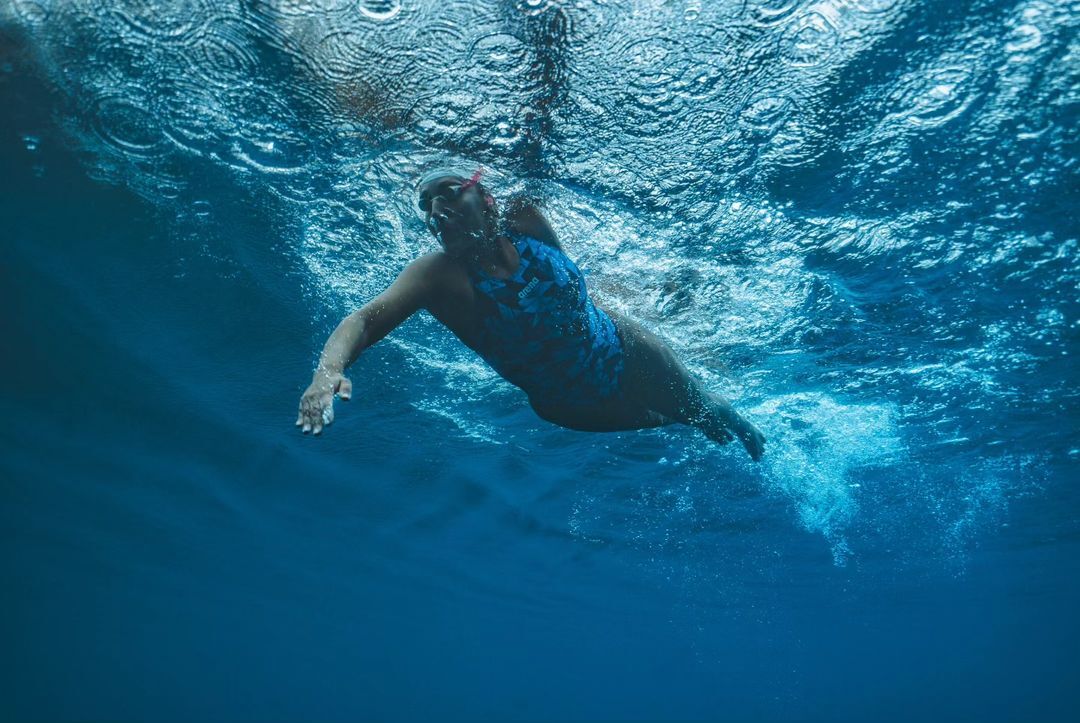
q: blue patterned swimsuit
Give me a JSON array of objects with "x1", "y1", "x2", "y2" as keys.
[{"x1": 467, "y1": 233, "x2": 626, "y2": 407}]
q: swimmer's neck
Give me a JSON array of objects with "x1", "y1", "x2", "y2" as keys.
[{"x1": 469, "y1": 233, "x2": 519, "y2": 278}]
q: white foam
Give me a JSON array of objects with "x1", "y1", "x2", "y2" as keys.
[{"x1": 756, "y1": 392, "x2": 904, "y2": 565}]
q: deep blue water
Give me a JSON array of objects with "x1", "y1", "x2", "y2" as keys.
[{"x1": 2, "y1": 1, "x2": 1079, "y2": 721}]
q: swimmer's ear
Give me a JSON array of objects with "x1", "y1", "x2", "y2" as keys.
[{"x1": 484, "y1": 191, "x2": 497, "y2": 211}]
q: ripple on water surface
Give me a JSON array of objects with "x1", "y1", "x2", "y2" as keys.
[
  {"x1": 737, "y1": 84, "x2": 829, "y2": 171},
  {"x1": 469, "y1": 31, "x2": 532, "y2": 78},
  {"x1": 592, "y1": 35, "x2": 708, "y2": 136},
  {"x1": 223, "y1": 88, "x2": 314, "y2": 174},
  {"x1": 888, "y1": 63, "x2": 982, "y2": 129},
  {"x1": 183, "y1": 20, "x2": 260, "y2": 90},
  {"x1": 778, "y1": 11, "x2": 839, "y2": 68},
  {"x1": 159, "y1": 79, "x2": 235, "y2": 157},
  {"x1": 741, "y1": 0, "x2": 806, "y2": 28},
  {"x1": 1003, "y1": 1, "x2": 1055, "y2": 61},
  {"x1": 740, "y1": 91, "x2": 800, "y2": 138},
  {"x1": 405, "y1": 19, "x2": 470, "y2": 73},
  {"x1": 11, "y1": 0, "x2": 49, "y2": 24},
  {"x1": 91, "y1": 92, "x2": 168, "y2": 158},
  {"x1": 849, "y1": 0, "x2": 904, "y2": 13},
  {"x1": 357, "y1": 0, "x2": 403, "y2": 22},
  {"x1": 93, "y1": 0, "x2": 216, "y2": 44}
]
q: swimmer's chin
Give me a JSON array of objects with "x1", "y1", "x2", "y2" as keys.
[
  {"x1": 439, "y1": 243, "x2": 470, "y2": 260},
  {"x1": 437, "y1": 233, "x2": 482, "y2": 259}
]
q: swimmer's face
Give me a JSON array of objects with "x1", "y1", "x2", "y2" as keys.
[{"x1": 417, "y1": 175, "x2": 494, "y2": 258}]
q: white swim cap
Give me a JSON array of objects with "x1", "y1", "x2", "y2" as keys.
[{"x1": 416, "y1": 166, "x2": 474, "y2": 189}]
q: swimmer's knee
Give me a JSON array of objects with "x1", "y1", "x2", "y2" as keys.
[{"x1": 616, "y1": 318, "x2": 681, "y2": 371}]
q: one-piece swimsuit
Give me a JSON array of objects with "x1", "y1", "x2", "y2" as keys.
[{"x1": 467, "y1": 232, "x2": 625, "y2": 407}]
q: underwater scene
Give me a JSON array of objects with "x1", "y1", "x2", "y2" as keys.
[{"x1": 1, "y1": 0, "x2": 1078, "y2": 720}]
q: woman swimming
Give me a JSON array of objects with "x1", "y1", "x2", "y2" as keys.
[{"x1": 297, "y1": 170, "x2": 766, "y2": 461}]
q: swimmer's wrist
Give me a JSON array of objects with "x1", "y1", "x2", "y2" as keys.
[{"x1": 314, "y1": 362, "x2": 344, "y2": 380}]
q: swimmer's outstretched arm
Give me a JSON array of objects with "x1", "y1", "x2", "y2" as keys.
[{"x1": 297, "y1": 256, "x2": 435, "y2": 434}]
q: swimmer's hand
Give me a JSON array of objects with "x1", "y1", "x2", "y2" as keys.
[
  {"x1": 732, "y1": 413, "x2": 766, "y2": 462},
  {"x1": 296, "y1": 371, "x2": 352, "y2": 435}
]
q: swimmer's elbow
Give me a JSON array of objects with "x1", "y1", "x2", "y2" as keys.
[
  {"x1": 346, "y1": 307, "x2": 374, "y2": 349},
  {"x1": 352, "y1": 302, "x2": 395, "y2": 350}
]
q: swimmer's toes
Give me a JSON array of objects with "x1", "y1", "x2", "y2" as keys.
[{"x1": 748, "y1": 437, "x2": 765, "y2": 462}]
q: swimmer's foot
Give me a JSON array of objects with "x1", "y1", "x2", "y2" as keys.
[
  {"x1": 733, "y1": 415, "x2": 766, "y2": 461},
  {"x1": 701, "y1": 405, "x2": 765, "y2": 461}
]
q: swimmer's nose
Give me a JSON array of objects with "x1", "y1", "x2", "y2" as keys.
[
  {"x1": 431, "y1": 211, "x2": 451, "y2": 232},
  {"x1": 431, "y1": 196, "x2": 456, "y2": 215},
  {"x1": 430, "y1": 199, "x2": 461, "y2": 228}
]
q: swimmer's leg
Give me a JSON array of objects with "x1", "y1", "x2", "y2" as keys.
[{"x1": 607, "y1": 311, "x2": 766, "y2": 460}]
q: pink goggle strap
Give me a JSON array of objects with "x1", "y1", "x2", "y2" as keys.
[{"x1": 460, "y1": 168, "x2": 483, "y2": 191}]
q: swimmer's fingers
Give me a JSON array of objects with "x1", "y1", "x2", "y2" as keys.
[
  {"x1": 299, "y1": 396, "x2": 319, "y2": 435},
  {"x1": 307, "y1": 390, "x2": 335, "y2": 435},
  {"x1": 298, "y1": 378, "x2": 338, "y2": 435},
  {"x1": 296, "y1": 400, "x2": 313, "y2": 428},
  {"x1": 308, "y1": 373, "x2": 351, "y2": 435},
  {"x1": 297, "y1": 397, "x2": 309, "y2": 433},
  {"x1": 313, "y1": 397, "x2": 334, "y2": 435}
]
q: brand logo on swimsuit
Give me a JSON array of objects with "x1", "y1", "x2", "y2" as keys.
[{"x1": 518, "y1": 277, "x2": 539, "y2": 300}]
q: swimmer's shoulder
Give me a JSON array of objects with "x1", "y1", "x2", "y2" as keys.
[
  {"x1": 504, "y1": 194, "x2": 561, "y2": 250},
  {"x1": 408, "y1": 251, "x2": 485, "y2": 345},
  {"x1": 409, "y1": 251, "x2": 473, "y2": 307}
]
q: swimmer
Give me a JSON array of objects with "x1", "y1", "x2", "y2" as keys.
[{"x1": 297, "y1": 169, "x2": 766, "y2": 460}]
